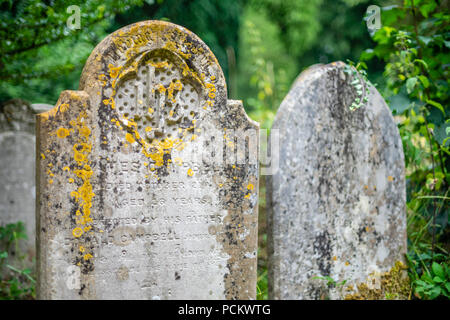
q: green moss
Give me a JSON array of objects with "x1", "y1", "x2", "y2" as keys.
[{"x1": 344, "y1": 261, "x2": 411, "y2": 300}]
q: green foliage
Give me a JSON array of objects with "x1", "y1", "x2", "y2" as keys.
[
  {"x1": 256, "y1": 268, "x2": 268, "y2": 300},
  {"x1": 407, "y1": 251, "x2": 450, "y2": 299},
  {"x1": 312, "y1": 276, "x2": 348, "y2": 299},
  {"x1": 361, "y1": 0, "x2": 449, "y2": 300},
  {"x1": 344, "y1": 60, "x2": 372, "y2": 111},
  {"x1": 0, "y1": 222, "x2": 35, "y2": 300},
  {"x1": 110, "y1": 0, "x2": 243, "y2": 90},
  {"x1": 312, "y1": 276, "x2": 348, "y2": 288},
  {"x1": 0, "y1": 0, "x2": 147, "y2": 103}
]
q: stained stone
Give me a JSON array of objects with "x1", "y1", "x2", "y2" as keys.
[
  {"x1": 0, "y1": 100, "x2": 52, "y2": 269},
  {"x1": 267, "y1": 62, "x2": 407, "y2": 300},
  {"x1": 36, "y1": 21, "x2": 259, "y2": 300}
]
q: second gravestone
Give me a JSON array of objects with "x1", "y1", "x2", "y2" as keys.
[
  {"x1": 267, "y1": 62, "x2": 408, "y2": 300},
  {"x1": 37, "y1": 21, "x2": 259, "y2": 299},
  {"x1": 0, "y1": 99, "x2": 52, "y2": 271}
]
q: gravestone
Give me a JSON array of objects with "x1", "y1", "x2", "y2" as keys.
[
  {"x1": 36, "y1": 21, "x2": 259, "y2": 299},
  {"x1": 267, "y1": 62, "x2": 408, "y2": 300},
  {"x1": 0, "y1": 100, "x2": 52, "y2": 270}
]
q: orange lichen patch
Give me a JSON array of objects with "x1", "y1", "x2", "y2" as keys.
[
  {"x1": 148, "y1": 60, "x2": 169, "y2": 69},
  {"x1": 98, "y1": 74, "x2": 107, "y2": 86},
  {"x1": 187, "y1": 168, "x2": 194, "y2": 176},
  {"x1": 108, "y1": 64, "x2": 122, "y2": 79},
  {"x1": 167, "y1": 79, "x2": 183, "y2": 102},
  {"x1": 56, "y1": 127, "x2": 70, "y2": 138},
  {"x1": 157, "y1": 84, "x2": 166, "y2": 94},
  {"x1": 332, "y1": 256, "x2": 337, "y2": 261},
  {"x1": 59, "y1": 103, "x2": 70, "y2": 113},
  {"x1": 345, "y1": 261, "x2": 350, "y2": 266},
  {"x1": 118, "y1": 114, "x2": 184, "y2": 168},
  {"x1": 83, "y1": 253, "x2": 93, "y2": 261},
  {"x1": 387, "y1": 176, "x2": 394, "y2": 182},
  {"x1": 68, "y1": 110, "x2": 95, "y2": 261},
  {"x1": 72, "y1": 227, "x2": 83, "y2": 238},
  {"x1": 125, "y1": 132, "x2": 135, "y2": 144}
]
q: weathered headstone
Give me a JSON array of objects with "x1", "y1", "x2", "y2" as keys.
[
  {"x1": 0, "y1": 100, "x2": 52, "y2": 270},
  {"x1": 37, "y1": 21, "x2": 259, "y2": 299},
  {"x1": 267, "y1": 62, "x2": 408, "y2": 300}
]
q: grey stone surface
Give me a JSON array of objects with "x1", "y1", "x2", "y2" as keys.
[
  {"x1": 32, "y1": 104, "x2": 54, "y2": 114},
  {"x1": 0, "y1": 99, "x2": 52, "y2": 270},
  {"x1": 267, "y1": 62, "x2": 407, "y2": 300},
  {"x1": 37, "y1": 21, "x2": 259, "y2": 300}
]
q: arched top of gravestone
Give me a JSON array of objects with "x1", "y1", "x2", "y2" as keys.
[
  {"x1": 79, "y1": 20, "x2": 226, "y2": 107},
  {"x1": 0, "y1": 99, "x2": 36, "y2": 132},
  {"x1": 40, "y1": 20, "x2": 257, "y2": 134}
]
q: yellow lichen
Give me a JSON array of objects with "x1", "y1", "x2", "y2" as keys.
[
  {"x1": 83, "y1": 253, "x2": 93, "y2": 261},
  {"x1": 125, "y1": 132, "x2": 135, "y2": 144},
  {"x1": 72, "y1": 227, "x2": 83, "y2": 238},
  {"x1": 56, "y1": 127, "x2": 70, "y2": 139},
  {"x1": 68, "y1": 110, "x2": 95, "y2": 261}
]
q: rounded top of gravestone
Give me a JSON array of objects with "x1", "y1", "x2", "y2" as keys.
[
  {"x1": 79, "y1": 20, "x2": 226, "y2": 106},
  {"x1": 0, "y1": 98, "x2": 35, "y2": 132}
]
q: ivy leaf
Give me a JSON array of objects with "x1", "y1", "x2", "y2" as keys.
[
  {"x1": 427, "y1": 99, "x2": 445, "y2": 115},
  {"x1": 418, "y1": 75, "x2": 429, "y2": 88},
  {"x1": 432, "y1": 276, "x2": 443, "y2": 283},
  {"x1": 432, "y1": 262, "x2": 445, "y2": 279},
  {"x1": 406, "y1": 77, "x2": 418, "y2": 93},
  {"x1": 435, "y1": 122, "x2": 450, "y2": 147},
  {"x1": 388, "y1": 93, "x2": 411, "y2": 114},
  {"x1": 419, "y1": 2, "x2": 437, "y2": 18},
  {"x1": 414, "y1": 59, "x2": 429, "y2": 71},
  {"x1": 418, "y1": 35, "x2": 433, "y2": 46}
]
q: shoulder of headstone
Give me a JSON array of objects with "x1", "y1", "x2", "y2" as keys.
[{"x1": 226, "y1": 100, "x2": 259, "y2": 131}]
